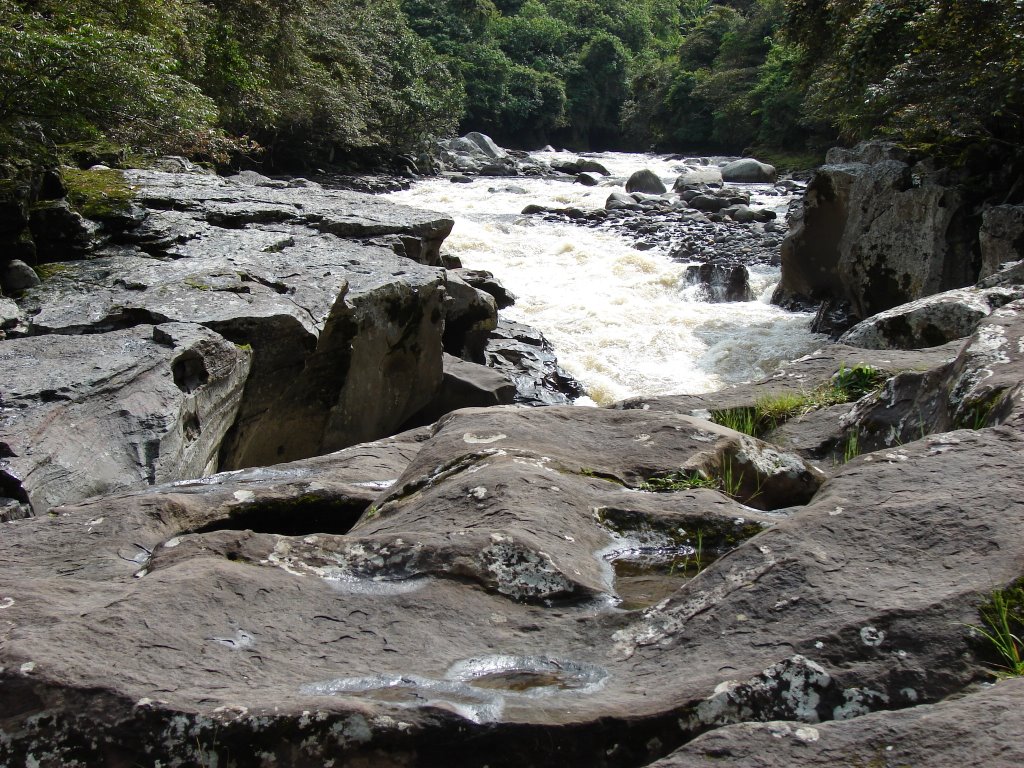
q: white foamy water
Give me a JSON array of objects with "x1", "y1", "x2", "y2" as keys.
[{"x1": 386, "y1": 152, "x2": 822, "y2": 405}]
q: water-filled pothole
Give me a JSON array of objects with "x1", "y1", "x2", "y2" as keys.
[
  {"x1": 192, "y1": 496, "x2": 366, "y2": 537},
  {"x1": 447, "y1": 656, "x2": 608, "y2": 694},
  {"x1": 596, "y1": 506, "x2": 765, "y2": 610}
]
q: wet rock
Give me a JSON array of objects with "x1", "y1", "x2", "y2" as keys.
[
  {"x1": 625, "y1": 169, "x2": 667, "y2": 195},
  {"x1": 674, "y1": 166, "x2": 723, "y2": 188},
  {"x1": 979, "y1": 204, "x2": 1024, "y2": 279},
  {"x1": 839, "y1": 285, "x2": 1024, "y2": 349},
  {"x1": 720, "y1": 158, "x2": 776, "y2": 183},
  {"x1": 454, "y1": 268, "x2": 517, "y2": 309},
  {"x1": 0, "y1": 323, "x2": 250, "y2": 512},
  {"x1": 683, "y1": 262, "x2": 753, "y2": 302},
  {"x1": 605, "y1": 191, "x2": 641, "y2": 211},
  {"x1": 483, "y1": 318, "x2": 585, "y2": 405},
  {"x1": 576, "y1": 172, "x2": 602, "y2": 186}
]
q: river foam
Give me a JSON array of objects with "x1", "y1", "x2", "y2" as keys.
[{"x1": 386, "y1": 151, "x2": 823, "y2": 405}]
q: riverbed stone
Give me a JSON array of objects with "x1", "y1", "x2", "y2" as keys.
[{"x1": 720, "y1": 158, "x2": 776, "y2": 183}]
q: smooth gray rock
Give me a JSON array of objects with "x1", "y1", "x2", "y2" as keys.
[
  {"x1": 464, "y1": 132, "x2": 507, "y2": 160},
  {"x1": 1, "y1": 259, "x2": 39, "y2": 293},
  {"x1": 0, "y1": 296, "x2": 19, "y2": 329},
  {"x1": 605, "y1": 191, "x2": 641, "y2": 211},
  {"x1": 0, "y1": 323, "x2": 250, "y2": 512},
  {"x1": 720, "y1": 157, "x2": 776, "y2": 183},
  {"x1": 14, "y1": 169, "x2": 462, "y2": 474},
  {"x1": 839, "y1": 285, "x2": 1024, "y2": 349},
  {"x1": 673, "y1": 165, "x2": 723, "y2": 188},
  {"x1": 979, "y1": 204, "x2": 1024, "y2": 278},
  {"x1": 625, "y1": 169, "x2": 667, "y2": 195}
]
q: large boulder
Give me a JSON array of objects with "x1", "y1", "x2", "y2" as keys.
[
  {"x1": 773, "y1": 142, "x2": 976, "y2": 325},
  {"x1": 839, "y1": 285, "x2": 1024, "y2": 349},
  {"x1": 625, "y1": 169, "x2": 667, "y2": 195},
  {"x1": 720, "y1": 157, "x2": 776, "y2": 183}
]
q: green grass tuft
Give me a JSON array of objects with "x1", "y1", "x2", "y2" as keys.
[{"x1": 968, "y1": 581, "x2": 1024, "y2": 678}]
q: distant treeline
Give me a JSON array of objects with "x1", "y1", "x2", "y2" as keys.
[{"x1": 2, "y1": 0, "x2": 1021, "y2": 167}]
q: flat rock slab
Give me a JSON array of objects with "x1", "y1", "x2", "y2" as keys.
[{"x1": 2, "y1": 393, "x2": 1022, "y2": 765}]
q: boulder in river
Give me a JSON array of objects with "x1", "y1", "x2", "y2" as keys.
[
  {"x1": 720, "y1": 158, "x2": 776, "y2": 183},
  {"x1": 625, "y1": 169, "x2": 667, "y2": 195}
]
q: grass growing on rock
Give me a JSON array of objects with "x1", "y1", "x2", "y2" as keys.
[
  {"x1": 711, "y1": 364, "x2": 889, "y2": 437},
  {"x1": 969, "y1": 580, "x2": 1024, "y2": 678},
  {"x1": 63, "y1": 167, "x2": 135, "y2": 220}
]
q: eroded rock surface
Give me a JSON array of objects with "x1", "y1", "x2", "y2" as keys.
[{"x1": 2, "y1": 381, "x2": 1023, "y2": 766}]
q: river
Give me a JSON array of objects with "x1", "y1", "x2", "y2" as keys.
[{"x1": 386, "y1": 150, "x2": 823, "y2": 405}]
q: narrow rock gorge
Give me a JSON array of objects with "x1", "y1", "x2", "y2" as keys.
[{"x1": 1, "y1": 144, "x2": 1024, "y2": 767}]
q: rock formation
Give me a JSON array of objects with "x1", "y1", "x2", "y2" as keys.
[{"x1": 2, "y1": 140, "x2": 1024, "y2": 766}]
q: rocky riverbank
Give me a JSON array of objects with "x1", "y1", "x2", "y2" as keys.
[{"x1": 1, "y1": 142, "x2": 1024, "y2": 766}]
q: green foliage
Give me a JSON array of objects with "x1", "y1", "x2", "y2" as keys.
[
  {"x1": 640, "y1": 470, "x2": 718, "y2": 492},
  {"x1": 786, "y1": 0, "x2": 1024, "y2": 151},
  {"x1": 403, "y1": 0, "x2": 682, "y2": 147},
  {"x1": 0, "y1": 0, "x2": 216, "y2": 150},
  {"x1": 710, "y1": 364, "x2": 887, "y2": 438},
  {"x1": 968, "y1": 581, "x2": 1024, "y2": 678}
]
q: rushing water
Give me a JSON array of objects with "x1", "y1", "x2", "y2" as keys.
[{"x1": 386, "y1": 150, "x2": 823, "y2": 406}]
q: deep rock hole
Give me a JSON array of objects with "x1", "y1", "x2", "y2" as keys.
[
  {"x1": 192, "y1": 495, "x2": 367, "y2": 537},
  {"x1": 172, "y1": 351, "x2": 209, "y2": 394}
]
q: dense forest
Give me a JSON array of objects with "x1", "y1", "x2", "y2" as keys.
[{"x1": 1, "y1": 0, "x2": 1022, "y2": 168}]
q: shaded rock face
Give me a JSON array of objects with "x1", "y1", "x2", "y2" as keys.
[
  {"x1": 2, "y1": 388, "x2": 1023, "y2": 765},
  {"x1": 1, "y1": 168, "x2": 477, "y2": 510},
  {"x1": 773, "y1": 142, "x2": 976, "y2": 325},
  {"x1": 979, "y1": 204, "x2": 1024, "y2": 278},
  {"x1": 625, "y1": 169, "x2": 667, "y2": 195}
]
